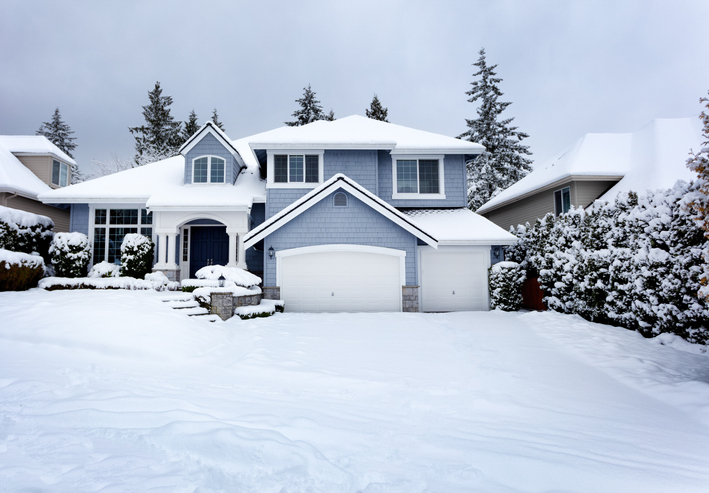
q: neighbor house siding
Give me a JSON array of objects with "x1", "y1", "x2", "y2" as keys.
[
  {"x1": 378, "y1": 151, "x2": 467, "y2": 208},
  {"x1": 323, "y1": 150, "x2": 378, "y2": 194},
  {"x1": 15, "y1": 155, "x2": 52, "y2": 187},
  {"x1": 262, "y1": 190, "x2": 418, "y2": 287},
  {"x1": 183, "y1": 133, "x2": 239, "y2": 184},
  {"x1": 2, "y1": 194, "x2": 70, "y2": 232},
  {"x1": 572, "y1": 180, "x2": 618, "y2": 208},
  {"x1": 70, "y1": 204, "x2": 90, "y2": 235}
]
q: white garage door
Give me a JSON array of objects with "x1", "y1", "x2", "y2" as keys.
[
  {"x1": 420, "y1": 247, "x2": 489, "y2": 312},
  {"x1": 279, "y1": 247, "x2": 403, "y2": 312}
]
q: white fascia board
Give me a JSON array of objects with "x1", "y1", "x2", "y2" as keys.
[
  {"x1": 437, "y1": 239, "x2": 519, "y2": 246},
  {"x1": 249, "y1": 142, "x2": 395, "y2": 150},
  {"x1": 391, "y1": 148, "x2": 484, "y2": 155},
  {"x1": 147, "y1": 205, "x2": 250, "y2": 212},
  {"x1": 0, "y1": 187, "x2": 38, "y2": 200},
  {"x1": 244, "y1": 174, "x2": 438, "y2": 249},
  {"x1": 38, "y1": 195, "x2": 151, "y2": 205}
]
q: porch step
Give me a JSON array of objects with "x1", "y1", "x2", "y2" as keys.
[
  {"x1": 190, "y1": 313, "x2": 221, "y2": 322},
  {"x1": 165, "y1": 299, "x2": 200, "y2": 309},
  {"x1": 181, "y1": 306, "x2": 210, "y2": 316},
  {"x1": 160, "y1": 293, "x2": 193, "y2": 302},
  {"x1": 160, "y1": 293, "x2": 218, "y2": 322}
]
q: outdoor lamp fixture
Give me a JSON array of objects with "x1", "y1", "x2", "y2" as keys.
[
  {"x1": 268, "y1": 246, "x2": 275, "y2": 259},
  {"x1": 218, "y1": 275, "x2": 226, "y2": 288},
  {"x1": 493, "y1": 247, "x2": 501, "y2": 258}
]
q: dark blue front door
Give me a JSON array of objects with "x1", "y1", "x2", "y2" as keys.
[{"x1": 190, "y1": 226, "x2": 229, "y2": 278}]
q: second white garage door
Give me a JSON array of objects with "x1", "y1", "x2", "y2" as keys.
[
  {"x1": 419, "y1": 246, "x2": 490, "y2": 312},
  {"x1": 278, "y1": 246, "x2": 405, "y2": 312}
]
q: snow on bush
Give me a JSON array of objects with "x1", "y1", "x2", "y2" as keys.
[
  {"x1": 234, "y1": 299, "x2": 285, "y2": 320},
  {"x1": 508, "y1": 181, "x2": 709, "y2": 343},
  {"x1": 120, "y1": 234, "x2": 154, "y2": 279},
  {"x1": 0, "y1": 248, "x2": 45, "y2": 291},
  {"x1": 39, "y1": 274, "x2": 179, "y2": 291},
  {"x1": 489, "y1": 261, "x2": 525, "y2": 311},
  {"x1": 195, "y1": 265, "x2": 261, "y2": 288},
  {"x1": 49, "y1": 232, "x2": 91, "y2": 278},
  {"x1": 0, "y1": 204, "x2": 54, "y2": 256},
  {"x1": 88, "y1": 261, "x2": 120, "y2": 278}
]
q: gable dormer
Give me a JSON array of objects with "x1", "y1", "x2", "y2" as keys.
[{"x1": 179, "y1": 122, "x2": 245, "y2": 185}]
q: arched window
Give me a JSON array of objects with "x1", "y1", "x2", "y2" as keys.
[
  {"x1": 193, "y1": 156, "x2": 226, "y2": 183},
  {"x1": 333, "y1": 192, "x2": 348, "y2": 207}
]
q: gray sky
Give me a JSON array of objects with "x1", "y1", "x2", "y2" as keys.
[{"x1": 1, "y1": 0, "x2": 707, "y2": 176}]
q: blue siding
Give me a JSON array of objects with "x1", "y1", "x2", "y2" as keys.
[
  {"x1": 377, "y1": 151, "x2": 467, "y2": 207},
  {"x1": 323, "y1": 150, "x2": 377, "y2": 193},
  {"x1": 184, "y1": 133, "x2": 240, "y2": 184},
  {"x1": 70, "y1": 204, "x2": 89, "y2": 235},
  {"x1": 265, "y1": 188, "x2": 310, "y2": 219},
  {"x1": 263, "y1": 190, "x2": 418, "y2": 286}
]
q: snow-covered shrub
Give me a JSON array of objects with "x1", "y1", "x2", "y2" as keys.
[
  {"x1": 235, "y1": 299, "x2": 285, "y2": 320},
  {"x1": 38, "y1": 275, "x2": 179, "y2": 291},
  {"x1": 88, "y1": 261, "x2": 120, "y2": 278},
  {"x1": 489, "y1": 261, "x2": 525, "y2": 311},
  {"x1": 195, "y1": 265, "x2": 261, "y2": 287},
  {"x1": 0, "y1": 248, "x2": 45, "y2": 291},
  {"x1": 49, "y1": 232, "x2": 91, "y2": 278},
  {"x1": 120, "y1": 234, "x2": 154, "y2": 279},
  {"x1": 0, "y1": 205, "x2": 54, "y2": 257}
]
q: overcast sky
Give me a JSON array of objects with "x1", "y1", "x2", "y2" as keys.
[{"x1": 1, "y1": 0, "x2": 707, "y2": 176}]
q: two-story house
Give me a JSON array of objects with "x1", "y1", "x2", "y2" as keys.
[
  {"x1": 39, "y1": 116, "x2": 516, "y2": 312},
  {"x1": 0, "y1": 135, "x2": 75, "y2": 231}
]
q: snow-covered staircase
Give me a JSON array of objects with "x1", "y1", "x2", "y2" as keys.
[{"x1": 160, "y1": 293, "x2": 220, "y2": 322}]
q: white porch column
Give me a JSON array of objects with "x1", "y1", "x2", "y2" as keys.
[
  {"x1": 237, "y1": 234, "x2": 247, "y2": 270},
  {"x1": 155, "y1": 233, "x2": 168, "y2": 268},
  {"x1": 166, "y1": 233, "x2": 178, "y2": 269},
  {"x1": 227, "y1": 232, "x2": 238, "y2": 268}
]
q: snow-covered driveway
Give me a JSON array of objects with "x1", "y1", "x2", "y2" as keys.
[{"x1": 0, "y1": 290, "x2": 708, "y2": 492}]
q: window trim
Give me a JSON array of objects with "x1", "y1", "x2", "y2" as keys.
[
  {"x1": 192, "y1": 155, "x2": 227, "y2": 184},
  {"x1": 554, "y1": 186, "x2": 571, "y2": 215},
  {"x1": 52, "y1": 159, "x2": 70, "y2": 187},
  {"x1": 89, "y1": 206, "x2": 154, "y2": 265},
  {"x1": 391, "y1": 154, "x2": 446, "y2": 200},
  {"x1": 266, "y1": 150, "x2": 324, "y2": 188}
]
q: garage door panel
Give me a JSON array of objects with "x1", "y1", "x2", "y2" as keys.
[
  {"x1": 420, "y1": 248, "x2": 489, "y2": 312},
  {"x1": 280, "y1": 250, "x2": 401, "y2": 312}
]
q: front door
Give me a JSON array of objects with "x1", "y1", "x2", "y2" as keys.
[{"x1": 189, "y1": 226, "x2": 230, "y2": 278}]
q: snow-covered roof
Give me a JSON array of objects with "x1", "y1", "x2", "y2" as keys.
[
  {"x1": 0, "y1": 137, "x2": 54, "y2": 199},
  {"x1": 0, "y1": 135, "x2": 76, "y2": 165},
  {"x1": 179, "y1": 121, "x2": 241, "y2": 161},
  {"x1": 38, "y1": 137, "x2": 266, "y2": 208},
  {"x1": 402, "y1": 208, "x2": 518, "y2": 245},
  {"x1": 476, "y1": 117, "x2": 703, "y2": 214},
  {"x1": 244, "y1": 173, "x2": 439, "y2": 249},
  {"x1": 247, "y1": 115, "x2": 484, "y2": 155}
]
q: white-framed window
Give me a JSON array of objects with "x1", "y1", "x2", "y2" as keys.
[
  {"x1": 52, "y1": 160, "x2": 69, "y2": 187},
  {"x1": 266, "y1": 150, "x2": 324, "y2": 188},
  {"x1": 554, "y1": 186, "x2": 571, "y2": 215},
  {"x1": 391, "y1": 155, "x2": 445, "y2": 200},
  {"x1": 192, "y1": 155, "x2": 226, "y2": 184},
  {"x1": 92, "y1": 207, "x2": 153, "y2": 264}
]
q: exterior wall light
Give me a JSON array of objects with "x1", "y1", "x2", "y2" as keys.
[
  {"x1": 218, "y1": 274, "x2": 226, "y2": 287},
  {"x1": 493, "y1": 247, "x2": 501, "y2": 258},
  {"x1": 268, "y1": 246, "x2": 275, "y2": 259}
]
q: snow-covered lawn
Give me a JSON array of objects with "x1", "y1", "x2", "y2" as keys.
[{"x1": 1, "y1": 290, "x2": 708, "y2": 492}]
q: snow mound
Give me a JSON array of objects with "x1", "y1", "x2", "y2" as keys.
[
  {"x1": 88, "y1": 261, "x2": 120, "y2": 278},
  {"x1": 192, "y1": 285, "x2": 261, "y2": 304},
  {"x1": 38, "y1": 276, "x2": 180, "y2": 291},
  {"x1": 0, "y1": 248, "x2": 44, "y2": 269},
  {"x1": 0, "y1": 204, "x2": 53, "y2": 229},
  {"x1": 195, "y1": 265, "x2": 261, "y2": 287},
  {"x1": 234, "y1": 299, "x2": 285, "y2": 318}
]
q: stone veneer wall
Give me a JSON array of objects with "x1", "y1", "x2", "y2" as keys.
[
  {"x1": 402, "y1": 286, "x2": 419, "y2": 312},
  {"x1": 262, "y1": 287, "x2": 281, "y2": 300}
]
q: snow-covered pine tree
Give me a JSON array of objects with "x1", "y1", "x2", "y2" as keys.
[
  {"x1": 325, "y1": 109, "x2": 336, "y2": 121},
  {"x1": 182, "y1": 110, "x2": 200, "y2": 141},
  {"x1": 285, "y1": 85, "x2": 329, "y2": 126},
  {"x1": 459, "y1": 49, "x2": 533, "y2": 211},
  {"x1": 366, "y1": 94, "x2": 389, "y2": 122},
  {"x1": 36, "y1": 107, "x2": 77, "y2": 159},
  {"x1": 128, "y1": 82, "x2": 182, "y2": 164},
  {"x1": 211, "y1": 108, "x2": 224, "y2": 130},
  {"x1": 685, "y1": 91, "x2": 709, "y2": 300}
]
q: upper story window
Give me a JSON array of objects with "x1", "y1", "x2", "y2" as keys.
[
  {"x1": 193, "y1": 156, "x2": 226, "y2": 184},
  {"x1": 267, "y1": 150, "x2": 324, "y2": 188},
  {"x1": 52, "y1": 160, "x2": 69, "y2": 187},
  {"x1": 554, "y1": 186, "x2": 571, "y2": 215},
  {"x1": 392, "y1": 155, "x2": 445, "y2": 200}
]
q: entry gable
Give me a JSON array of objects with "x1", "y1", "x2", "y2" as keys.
[
  {"x1": 243, "y1": 173, "x2": 438, "y2": 249},
  {"x1": 180, "y1": 122, "x2": 246, "y2": 185}
]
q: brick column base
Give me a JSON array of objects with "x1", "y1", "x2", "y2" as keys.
[{"x1": 402, "y1": 286, "x2": 419, "y2": 312}]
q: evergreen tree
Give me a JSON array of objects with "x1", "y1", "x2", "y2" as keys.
[
  {"x1": 211, "y1": 108, "x2": 224, "y2": 130},
  {"x1": 285, "y1": 85, "x2": 330, "y2": 126},
  {"x1": 685, "y1": 91, "x2": 709, "y2": 300},
  {"x1": 36, "y1": 107, "x2": 77, "y2": 159},
  {"x1": 366, "y1": 94, "x2": 389, "y2": 122},
  {"x1": 325, "y1": 109, "x2": 336, "y2": 121},
  {"x1": 182, "y1": 109, "x2": 200, "y2": 141},
  {"x1": 128, "y1": 81, "x2": 182, "y2": 164},
  {"x1": 460, "y1": 48, "x2": 533, "y2": 211}
]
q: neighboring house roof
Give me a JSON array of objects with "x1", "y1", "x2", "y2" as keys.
[
  {"x1": 0, "y1": 135, "x2": 77, "y2": 165},
  {"x1": 0, "y1": 136, "x2": 57, "y2": 199},
  {"x1": 402, "y1": 208, "x2": 518, "y2": 245},
  {"x1": 38, "y1": 137, "x2": 267, "y2": 207},
  {"x1": 247, "y1": 115, "x2": 485, "y2": 155},
  {"x1": 244, "y1": 174, "x2": 439, "y2": 249},
  {"x1": 476, "y1": 117, "x2": 703, "y2": 214}
]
